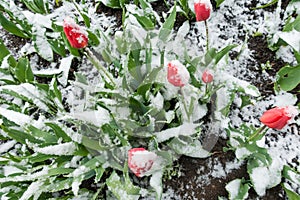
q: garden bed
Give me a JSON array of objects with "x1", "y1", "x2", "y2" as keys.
[{"x1": 0, "y1": 0, "x2": 299, "y2": 199}]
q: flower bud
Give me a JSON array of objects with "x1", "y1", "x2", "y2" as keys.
[
  {"x1": 260, "y1": 106, "x2": 299, "y2": 130},
  {"x1": 194, "y1": 0, "x2": 212, "y2": 22},
  {"x1": 167, "y1": 60, "x2": 190, "y2": 87},
  {"x1": 63, "y1": 17, "x2": 88, "y2": 49},
  {"x1": 128, "y1": 148, "x2": 157, "y2": 177},
  {"x1": 202, "y1": 69, "x2": 213, "y2": 83}
]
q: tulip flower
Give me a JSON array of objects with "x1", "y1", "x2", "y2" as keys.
[
  {"x1": 260, "y1": 106, "x2": 299, "y2": 130},
  {"x1": 128, "y1": 148, "x2": 157, "y2": 177},
  {"x1": 63, "y1": 17, "x2": 88, "y2": 49},
  {"x1": 194, "y1": 0, "x2": 212, "y2": 22},
  {"x1": 202, "y1": 69, "x2": 214, "y2": 83},
  {"x1": 167, "y1": 60, "x2": 190, "y2": 87}
]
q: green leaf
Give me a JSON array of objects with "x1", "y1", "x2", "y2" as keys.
[
  {"x1": 159, "y1": 5, "x2": 177, "y2": 42},
  {"x1": 214, "y1": 44, "x2": 238, "y2": 64},
  {"x1": 33, "y1": 27, "x2": 54, "y2": 61},
  {"x1": 0, "y1": 12, "x2": 30, "y2": 38},
  {"x1": 215, "y1": 0, "x2": 226, "y2": 8},
  {"x1": 27, "y1": 125, "x2": 57, "y2": 144},
  {"x1": 48, "y1": 39, "x2": 66, "y2": 57},
  {"x1": 100, "y1": 0, "x2": 127, "y2": 9},
  {"x1": 282, "y1": 184, "x2": 300, "y2": 200},
  {"x1": 2, "y1": 126, "x2": 43, "y2": 144},
  {"x1": 106, "y1": 171, "x2": 140, "y2": 200},
  {"x1": 21, "y1": 0, "x2": 49, "y2": 14},
  {"x1": 168, "y1": 136, "x2": 210, "y2": 158},
  {"x1": 15, "y1": 57, "x2": 34, "y2": 83},
  {"x1": 133, "y1": 14, "x2": 155, "y2": 30},
  {"x1": 225, "y1": 179, "x2": 250, "y2": 200},
  {"x1": 277, "y1": 64, "x2": 300, "y2": 91},
  {"x1": 129, "y1": 96, "x2": 149, "y2": 115},
  {"x1": 0, "y1": 39, "x2": 16, "y2": 66},
  {"x1": 252, "y1": 0, "x2": 278, "y2": 9}
]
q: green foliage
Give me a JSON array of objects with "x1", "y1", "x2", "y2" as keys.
[
  {"x1": 20, "y1": 0, "x2": 49, "y2": 14},
  {"x1": 215, "y1": 0, "x2": 226, "y2": 8},
  {"x1": 275, "y1": 64, "x2": 300, "y2": 92}
]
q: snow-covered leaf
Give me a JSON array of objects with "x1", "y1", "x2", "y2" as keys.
[{"x1": 225, "y1": 179, "x2": 249, "y2": 200}]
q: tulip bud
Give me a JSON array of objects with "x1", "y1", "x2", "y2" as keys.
[
  {"x1": 202, "y1": 69, "x2": 213, "y2": 83},
  {"x1": 194, "y1": 0, "x2": 213, "y2": 22},
  {"x1": 260, "y1": 106, "x2": 299, "y2": 130},
  {"x1": 167, "y1": 60, "x2": 190, "y2": 87},
  {"x1": 63, "y1": 17, "x2": 88, "y2": 49},
  {"x1": 128, "y1": 148, "x2": 157, "y2": 177}
]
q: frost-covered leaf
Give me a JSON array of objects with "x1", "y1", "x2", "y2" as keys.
[
  {"x1": 21, "y1": 0, "x2": 49, "y2": 14},
  {"x1": 57, "y1": 55, "x2": 74, "y2": 86},
  {"x1": 0, "y1": 12, "x2": 30, "y2": 38},
  {"x1": 225, "y1": 179, "x2": 249, "y2": 200},
  {"x1": 15, "y1": 57, "x2": 34, "y2": 83},
  {"x1": 30, "y1": 142, "x2": 77, "y2": 156},
  {"x1": 168, "y1": 136, "x2": 210, "y2": 158},
  {"x1": 159, "y1": 5, "x2": 176, "y2": 42},
  {"x1": 20, "y1": 180, "x2": 44, "y2": 200},
  {"x1": 149, "y1": 171, "x2": 163, "y2": 199},
  {"x1": 106, "y1": 171, "x2": 140, "y2": 200},
  {"x1": 154, "y1": 123, "x2": 198, "y2": 142},
  {"x1": 248, "y1": 157, "x2": 283, "y2": 196}
]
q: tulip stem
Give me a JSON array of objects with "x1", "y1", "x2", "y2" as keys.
[
  {"x1": 247, "y1": 125, "x2": 268, "y2": 142},
  {"x1": 204, "y1": 20, "x2": 209, "y2": 52},
  {"x1": 85, "y1": 48, "x2": 116, "y2": 88},
  {"x1": 180, "y1": 87, "x2": 190, "y2": 122}
]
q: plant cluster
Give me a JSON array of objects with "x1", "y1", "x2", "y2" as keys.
[{"x1": 0, "y1": 0, "x2": 299, "y2": 199}]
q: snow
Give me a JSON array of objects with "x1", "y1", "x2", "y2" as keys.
[
  {"x1": 0, "y1": 140, "x2": 16, "y2": 154},
  {"x1": 154, "y1": 123, "x2": 198, "y2": 142},
  {"x1": 32, "y1": 142, "x2": 77, "y2": 156},
  {"x1": 20, "y1": 181, "x2": 44, "y2": 200}
]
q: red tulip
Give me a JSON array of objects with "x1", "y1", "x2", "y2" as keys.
[
  {"x1": 260, "y1": 106, "x2": 298, "y2": 130},
  {"x1": 167, "y1": 60, "x2": 190, "y2": 87},
  {"x1": 202, "y1": 69, "x2": 213, "y2": 83},
  {"x1": 128, "y1": 148, "x2": 157, "y2": 177},
  {"x1": 63, "y1": 17, "x2": 88, "y2": 49},
  {"x1": 194, "y1": 0, "x2": 212, "y2": 22}
]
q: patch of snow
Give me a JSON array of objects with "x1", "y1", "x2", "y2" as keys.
[
  {"x1": 0, "y1": 140, "x2": 16, "y2": 154},
  {"x1": 32, "y1": 142, "x2": 77, "y2": 156}
]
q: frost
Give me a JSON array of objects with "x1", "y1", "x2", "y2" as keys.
[{"x1": 32, "y1": 142, "x2": 77, "y2": 156}]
